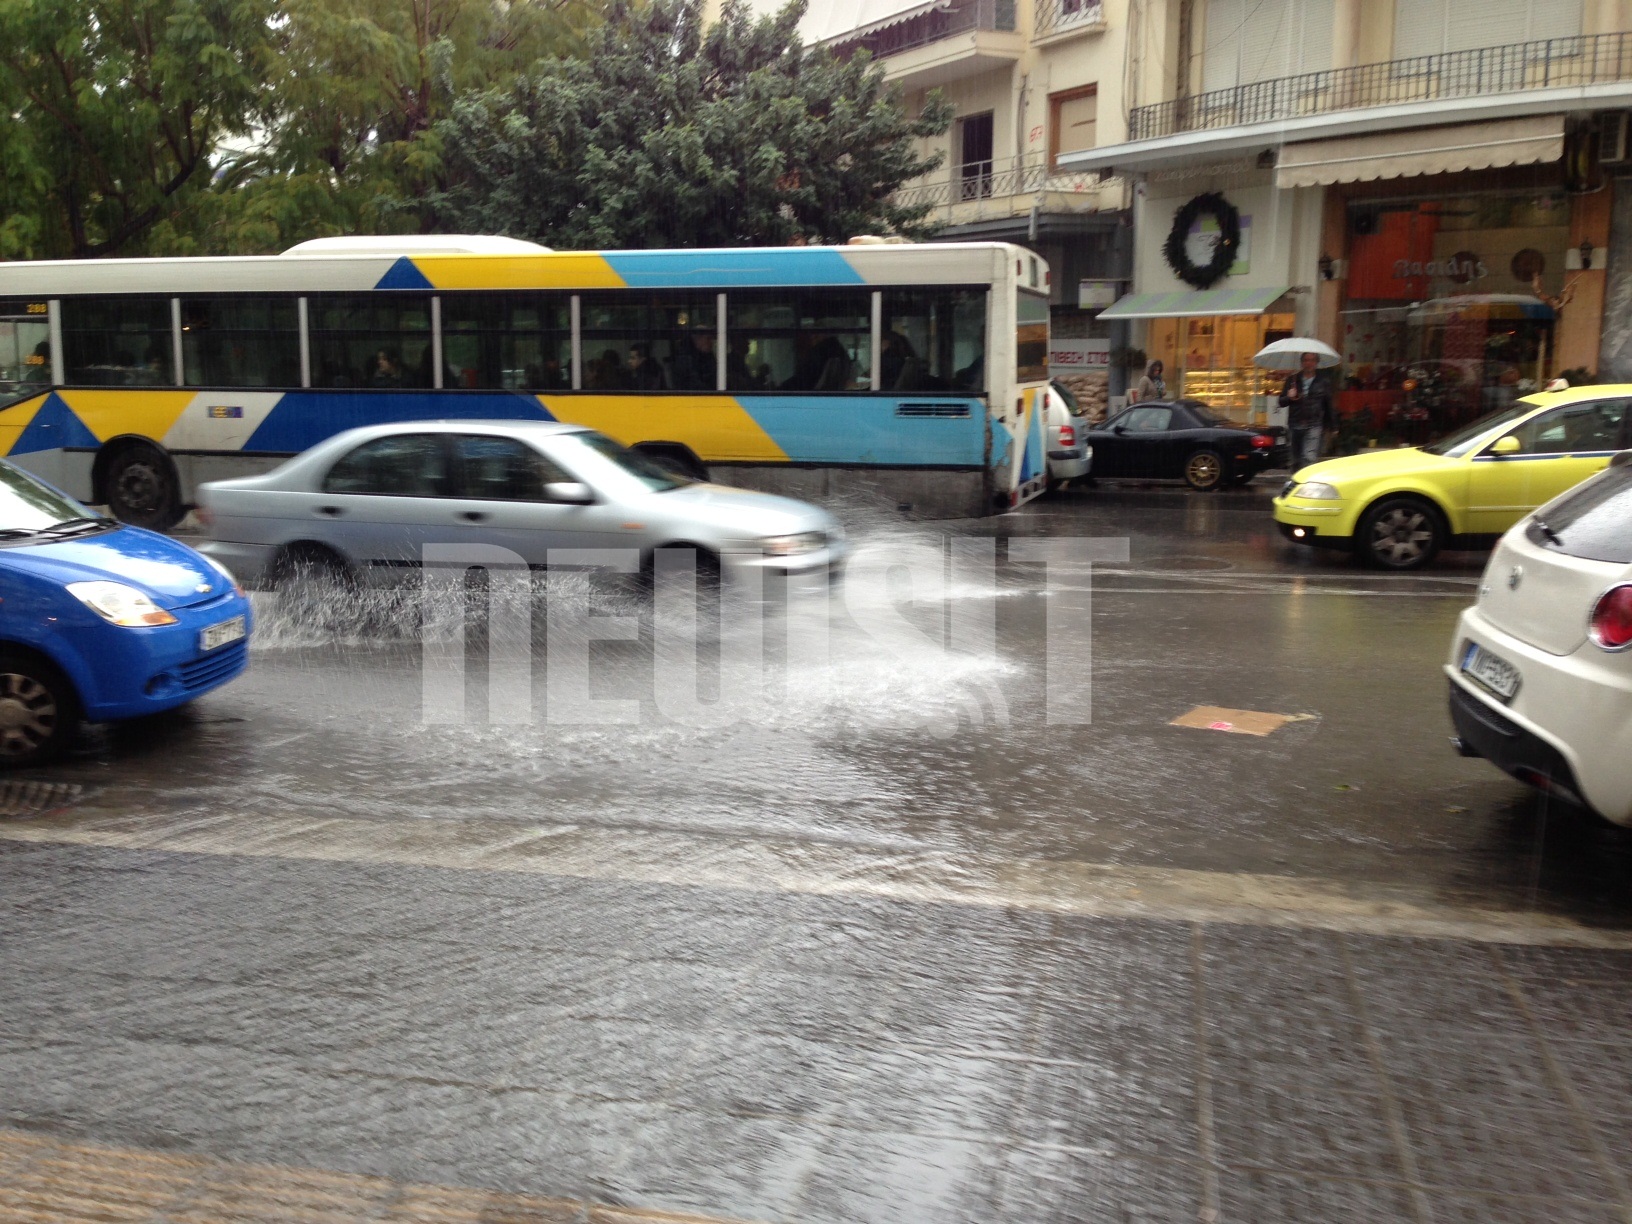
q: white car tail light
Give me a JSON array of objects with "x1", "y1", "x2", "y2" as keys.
[
  {"x1": 1059, "y1": 425, "x2": 1075, "y2": 447},
  {"x1": 1589, "y1": 584, "x2": 1632, "y2": 650}
]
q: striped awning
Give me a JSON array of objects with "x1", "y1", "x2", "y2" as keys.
[
  {"x1": 801, "y1": 0, "x2": 951, "y2": 43},
  {"x1": 1097, "y1": 285, "x2": 1290, "y2": 319},
  {"x1": 1275, "y1": 116, "x2": 1565, "y2": 189}
]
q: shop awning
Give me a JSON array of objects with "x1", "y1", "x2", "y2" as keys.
[
  {"x1": 1275, "y1": 115, "x2": 1564, "y2": 189},
  {"x1": 1097, "y1": 285, "x2": 1289, "y2": 320},
  {"x1": 802, "y1": 0, "x2": 950, "y2": 43}
]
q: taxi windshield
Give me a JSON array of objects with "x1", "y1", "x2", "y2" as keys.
[{"x1": 1421, "y1": 401, "x2": 1538, "y2": 457}]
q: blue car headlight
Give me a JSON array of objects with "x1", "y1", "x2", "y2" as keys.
[{"x1": 67, "y1": 581, "x2": 178, "y2": 627}]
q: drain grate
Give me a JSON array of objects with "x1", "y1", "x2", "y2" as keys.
[{"x1": 0, "y1": 781, "x2": 83, "y2": 817}]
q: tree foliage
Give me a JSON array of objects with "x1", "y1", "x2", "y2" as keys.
[
  {"x1": 153, "y1": 0, "x2": 599, "y2": 254},
  {"x1": 0, "y1": 0, "x2": 277, "y2": 258},
  {"x1": 431, "y1": 0, "x2": 954, "y2": 248}
]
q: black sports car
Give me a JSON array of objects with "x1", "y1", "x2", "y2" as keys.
[{"x1": 1088, "y1": 400, "x2": 1277, "y2": 490}]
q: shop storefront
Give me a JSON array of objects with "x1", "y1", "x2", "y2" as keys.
[
  {"x1": 1338, "y1": 188, "x2": 1574, "y2": 441},
  {"x1": 1104, "y1": 173, "x2": 1324, "y2": 426},
  {"x1": 1143, "y1": 306, "x2": 1297, "y2": 421}
]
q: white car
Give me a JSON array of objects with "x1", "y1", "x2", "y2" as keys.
[
  {"x1": 1045, "y1": 382, "x2": 1093, "y2": 484},
  {"x1": 195, "y1": 420, "x2": 848, "y2": 590},
  {"x1": 1447, "y1": 452, "x2": 1632, "y2": 822}
]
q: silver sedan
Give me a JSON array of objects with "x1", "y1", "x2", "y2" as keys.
[{"x1": 194, "y1": 421, "x2": 847, "y2": 588}]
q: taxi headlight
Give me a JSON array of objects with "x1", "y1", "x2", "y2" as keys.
[
  {"x1": 760, "y1": 532, "x2": 826, "y2": 557},
  {"x1": 67, "y1": 581, "x2": 178, "y2": 627},
  {"x1": 1293, "y1": 481, "x2": 1341, "y2": 500}
]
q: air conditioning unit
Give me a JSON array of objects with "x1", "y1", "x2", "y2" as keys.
[{"x1": 1598, "y1": 112, "x2": 1632, "y2": 167}]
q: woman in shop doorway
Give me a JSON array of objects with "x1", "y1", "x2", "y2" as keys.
[
  {"x1": 1134, "y1": 360, "x2": 1166, "y2": 403},
  {"x1": 1279, "y1": 352, "x2": 1336, "y2": 470}
]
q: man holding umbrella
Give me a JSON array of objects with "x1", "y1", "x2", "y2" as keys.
[{"x1": 1276, "y1": 348, "x2": 1337, "y2": 470}]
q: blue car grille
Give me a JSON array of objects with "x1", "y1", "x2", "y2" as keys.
[{"x1": 179, "y1": 640, "x2": 248, "y2": 691}]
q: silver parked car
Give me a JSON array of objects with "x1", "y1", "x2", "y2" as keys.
[{"x1": 194, "y1": 421, "x2": 847, "y2": 588}]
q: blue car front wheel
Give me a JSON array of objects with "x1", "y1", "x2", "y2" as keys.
[{"x1": 0, "y1": 651, "x2": 80, "y2": 767}]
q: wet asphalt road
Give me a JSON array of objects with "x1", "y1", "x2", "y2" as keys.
[{"x1": 5, "y1": 480, "x2": 1632, "y2": 1222}]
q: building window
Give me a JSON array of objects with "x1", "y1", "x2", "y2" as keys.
[
  {"x1": 959, "y1": 112, "x2": 994, "y2": 201},
  {"x1": 180, "y1": 297, "x2": 301, "y2": 388},
  {"x1": 1392, "y1": 0, "x2": 1581, "y2": 58},
  {"x1": 1200, "y1": 0, "x2": 1333, "y2": 94},
  {"x1": 1049, "y1": 86, "x2": 1098, "y2": 170}
]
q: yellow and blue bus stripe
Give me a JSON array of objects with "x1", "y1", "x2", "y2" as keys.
[{"x1": 0, "y1": 388, "x2": 1004, "y2": 471}]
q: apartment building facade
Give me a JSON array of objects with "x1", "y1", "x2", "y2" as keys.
[
  {"x1": 731, "y1": 0, "x2": 1138, "y2": 400},
  {"x1": 1061, "y1": 0, "x2": 1632, "y2": 430}
]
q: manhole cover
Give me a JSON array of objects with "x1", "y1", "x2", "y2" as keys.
[{"x1": 0, "y1": 781, "x2": 83, "y2": 817}]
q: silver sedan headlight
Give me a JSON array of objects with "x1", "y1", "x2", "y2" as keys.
[
  {"x1": 759, "y1": 531, "x2": 826, "y2": 557},
  {"x1": 1293, "y1": 481, "x2": 1341, "y2": 500}
]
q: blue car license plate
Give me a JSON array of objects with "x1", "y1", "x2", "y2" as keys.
[{"x1": 200, "y1": 615, "x2": 246, "y2": 653}]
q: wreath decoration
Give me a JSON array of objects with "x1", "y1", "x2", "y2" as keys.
[{"x1": 1164, "y1": 192, "x2": 1241, "y2": 289}]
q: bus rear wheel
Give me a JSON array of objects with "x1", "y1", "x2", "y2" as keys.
[{"x1": 103, "y1": 443, "x2": 182, "y2": 530}]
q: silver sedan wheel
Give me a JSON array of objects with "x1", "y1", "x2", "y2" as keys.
[
  {"x1": 1369, "y1": 506, "x2": 1435, "y2": 567},
  {"x1": 0, "y1": 673, "x2": 58, "y2": 758}
]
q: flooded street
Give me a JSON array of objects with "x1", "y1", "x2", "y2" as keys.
[{"x1": 4, "y1": 483, "x2": 1632, "y2": 1222}]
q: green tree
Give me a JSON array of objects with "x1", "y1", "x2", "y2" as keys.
[
  {"x1": 431, "y1": 0, "x2": 953, "y2": 248},
  {"x1": 150, "y1": 0, "x2": 599, "y2": 254},
  {"x1": 0, "y1": 0, "x2": 277, "y2": 258}
]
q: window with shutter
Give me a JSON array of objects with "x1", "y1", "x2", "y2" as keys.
[
  {"x1": 1397, "y1": 0, "x2": 1582, "y2": 57},
  {"x1": 1050, "y1": 87, "x2": 1098, "y2": 168},
  {"x1": 1202, "y1": 0, "x2": 1334, "y2": 93}
]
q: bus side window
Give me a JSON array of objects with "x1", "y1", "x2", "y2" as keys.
[
  {"x1": 0, "y1": 300, "x2": 53, "y2": 397},
  {"x1": 60, "y1": 297, "x2": 174, "y2": 387},
  {"x1": 881, "y1": 288, "x2": 988, "y2": 393},
  {"x1": 180, "y1": 297, "x2": 300, "y2": 388},
  {"x1": 727, "y1": 289, "x2": 871, "y2": 393},
  {"x1": 307, "y1": 294, "x2": 434, "y2": 390}
]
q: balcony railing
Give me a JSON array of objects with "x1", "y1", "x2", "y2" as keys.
[
  {"x1": 893, "y1": 154, "x2": 1108, "y2": 221},
  {"x1": 828, "y1": 0, "x2": 1016, "y2": 60},
  {"x1": 1034, "y1": 0, "x2": 1105, "y2": 40},
  {"x1": 1129, "y1": 31, "x2": 1632, "y2": 142}
]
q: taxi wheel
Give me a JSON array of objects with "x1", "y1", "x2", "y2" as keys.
[
  {"x1": 0, "y1": 652, "x2": 79, "y2": 767},
  {"x1": 1184, "y1": 449, "x2": 1225, "y2": 491},
  {"x1": 1359, "y1": 497, "x2": 1444, "y2": 570}
]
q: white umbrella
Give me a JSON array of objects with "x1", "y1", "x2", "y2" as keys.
[{"x1": 1252, "y1": 338, "x2": 1341, "y2": 370}]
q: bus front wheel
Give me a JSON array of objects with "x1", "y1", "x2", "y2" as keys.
[{"x1": 102, "y1": 443, "x2": 182, "y2": 530}]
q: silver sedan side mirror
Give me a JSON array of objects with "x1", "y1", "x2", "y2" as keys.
[{"x1": 543, "y1": 481, "x2": 595, "y2": 504}]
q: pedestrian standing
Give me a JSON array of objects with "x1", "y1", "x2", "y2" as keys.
[
  {"x1": 1134, "y1": 360, "x2": 1167, "y2": 403},
  {"x1": 1279, "y1": 352, "x2": 1336, "y2": 470}
]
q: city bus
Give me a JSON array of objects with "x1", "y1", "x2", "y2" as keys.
[{"x1": 0, "y1": 238, "x2": 1052, "y2": 528}]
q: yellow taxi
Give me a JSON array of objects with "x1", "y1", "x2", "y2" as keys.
[{"x1": 1274, "y1": 386, "x2": 1632, "y2": 569}]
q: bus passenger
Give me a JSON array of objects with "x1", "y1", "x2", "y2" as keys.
[
  {"x1": 783, "y1": 334, "x2": 850, "y2": 391},
  {"x1": 628, "y1": 343, "x2": 667, "y2": 391},
  {"x1": 588, "y1": 349, "x2": 625, "y2": 390},
  {"x1": 670, "y1": 332, "x2": 716, "y2": 390},
  {"x1": 370, "y1": 350, "x2": 403, "y2": 388}
]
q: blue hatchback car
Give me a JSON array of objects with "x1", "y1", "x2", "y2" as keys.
[{"x1": 0, "y1": 460, "x2": 251, "y2": 765}]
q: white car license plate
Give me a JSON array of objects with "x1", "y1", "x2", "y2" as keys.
[
  {"x1": 1462, "y1": 641, "x2": 1520, "y2": 700},
  {"x1": 200, "y1": 615, "x2": 246, "y2": 653}
]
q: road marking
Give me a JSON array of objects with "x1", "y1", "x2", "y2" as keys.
[
  {"x1": 2, "y1": 809, "x2": 1630, "y2": 949},
  {"x1": 0, "y1": 1126, "x2": 755, "y2": 1223}
]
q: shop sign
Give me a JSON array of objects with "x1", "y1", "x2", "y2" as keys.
[
  {"x1": 1392, "y1": 251, "x2": 1488, "y2": 283},
  {"x1": 1078, "y1": 280, "x2": 1119, "y2": 309},
  {"x1": 1049, "y1": 339, "x2": 1110, "y2": 374}
]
